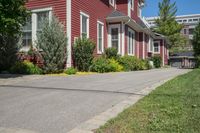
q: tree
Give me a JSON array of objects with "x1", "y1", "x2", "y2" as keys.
[
  {"x1": 154, "y1": 0, "x2": 185, "y2": 50},
  {"x1": 193, "y1": 22, "x2": 200, "y2": 57},
  {"x1": 0, "y1": 0, "x2": 30, "y2": 72},
  {"x1": 0, "y1": 0, "x2": 30, "y2": 36},
  {"x1": 36, "y1": 16, "x2": 67, "y2": 74}
]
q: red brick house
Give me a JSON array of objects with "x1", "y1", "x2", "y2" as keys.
[{"x1": 23, "y1": 0, "x2": 169, "y2": 67}]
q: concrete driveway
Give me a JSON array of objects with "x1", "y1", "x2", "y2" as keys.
[{"x1": 0, "y1": 68, "x2": 189, "y2": 133}]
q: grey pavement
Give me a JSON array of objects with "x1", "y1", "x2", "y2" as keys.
[{"x1": 0, "y1": 68, "x2": 189, "y2": 133}]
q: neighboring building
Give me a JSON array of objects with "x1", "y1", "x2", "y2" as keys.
[
  {"x1": 170, "y1": 51, "x2": 196, "y2": 68},
  {"x1": 146, "y1": 14, "x2": 200, "y2": 50},
  {"x1": 23, "y1": 0, "x2": 169, "y2": 67}
]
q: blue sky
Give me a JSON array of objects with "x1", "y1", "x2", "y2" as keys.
[{"x1": 143, "y1": 0, "x2": 200, "y2": 17}]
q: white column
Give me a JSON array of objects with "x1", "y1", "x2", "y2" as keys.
[
  {"x1": 121, "y1": 22, "x2": 125, "y2": 56},
  {"x1": 143, "y1": 32, "x2": 145, "y2": 59},
  {"x1": 67, "y1": 0, "x2": 72, "y2": 68},
  {"x1": 32, "y1": 13, "x2": 37, "y2": 47},
  {"x1": 162, "y1": 39, "x2": 165, "y2": 66}
]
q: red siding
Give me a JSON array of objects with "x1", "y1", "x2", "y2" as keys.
[
  {"x1": 117, "y1": 0, "x2": 128, "y2": 16},
  {"x1": 26, "y1": 0, "x2": 66, "y2": 30},
  {"x1": 71, "y1": 0, "x2": 114, "y2": 55},
  {"x1": 131, "y1": 0, "x2": 140, "y2": 22}
]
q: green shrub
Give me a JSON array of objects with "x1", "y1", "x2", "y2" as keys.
[
  {"x1": 118, "y1": 56, "x2": 139, "y2": 71},
  {"x1": 118, "y1": 56, "x2": 151, "y2": 71},
  {"x1": 151, "y1": 55, "x2": 162, "y2": 68},
  {"x1": 10, "y1": 61, "x2": 42, "y2": 74},
  {"x1": 90, "y1": 57, "x2": 123, "y2": 73},
  {"x1": 73, "y1": 37, "x2": 95, "y2": 72},
  {"x1": 105, "y1": 48, "x2": 119, "y2": 59},
  {"x1": 108, "y1": 59, "x2": 124, "y2": 72},
  {"x1": 65, "y1": 68, "x2": 77, "y2": 75}
]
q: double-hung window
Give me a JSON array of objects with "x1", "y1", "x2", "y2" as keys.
[
  {"x1": 22, "y1": 17, "x2": 32, "y2": 47},
  {"x1": 127, "y1": 28, "x2": 135, "y2": 55},
  {"x1": 80, "y1": 12, "x2": 89, "y2": 38},
  {"x1": 109, "y1": 25, "x2": 120, "y2": 54},
  {"x1": 97, "y1": 21, "x2": 104, "y2": 54},
  {"x1": 37, "y1": 11, "x2": 49, "y2": 33},
  {"x1": 154, "y1": 41, "x2": 160, "y2": 53}
]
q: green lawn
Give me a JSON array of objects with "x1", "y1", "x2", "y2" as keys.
[{"x1": 96, "y1": 69, "x2": 200, "y2": 133}]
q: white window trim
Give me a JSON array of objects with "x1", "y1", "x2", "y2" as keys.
[
  {"x1": 109, "y1": 0, "x2": 115, "y2": 7},
  {"x1": 108, "y1": 24, "x2": 121, "y2": 54},
  {"x1": 153, "y1": 41, "x2": 160, "y2": 54},
  {"x1": 97, "y1": 21, "x2": 104, "y2": 54},
  {"x1": 80, "y1": 11, "x2": 89, "y2": 38},
  {"x1": 127, "y1": 28, "x2": 135, "y2": 56},
  {"x1": 31, "y1": 7, "x2": 52, "y2": 47}
]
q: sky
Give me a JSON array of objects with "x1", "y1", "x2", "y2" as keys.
[{"x1": 142, "y1": 0, "x2": 200, "y2": 17}]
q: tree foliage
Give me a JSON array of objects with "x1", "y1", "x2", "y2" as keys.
[
  {"x1": 0, "y1": 0, "x2": 30, "y2": 72},
  {"x1": 0, "y1": 0, "x2": 30, "y2": 36},
  {"x1": 154, "y1": 0, "x2": 185, "y2": 50},
  {"x1": 193, "y1": 22, "x2": 200, "y2": 57},
  {"x1": 36, "y1": 16, "x2": 67, "y2": 73}
]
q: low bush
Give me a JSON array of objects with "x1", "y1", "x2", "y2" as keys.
[
  {"x1": 151, "y1": 55, "x2": 162, "y2": 68},
  {"x1": 105, "y1": 48, "x2": 119, "y2": 59},
  {"x1": 65, "y1": 67, "x2": 77, "y2": 75},
  {"x1": 118, "y1": 56, "x2": 151, "y2": 71},
  {"x1": 108, "y1": 59, "x2": 124, "y2": 72},
  {"x1": 90, "y1": 57, "x2": 123, "y2": 73},
  {"x1": 73, "y1": 37, "x2": 95, "y2": 72},
  {"x1": 10, "y1": 60, "x2": 42, "y2": 74}
]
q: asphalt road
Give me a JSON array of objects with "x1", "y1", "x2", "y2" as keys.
[{"x1": 0, "y1": 68, "x2": 189, "y2": 133}]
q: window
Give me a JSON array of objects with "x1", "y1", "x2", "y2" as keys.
[
  {"x1": 37, "y1": 11, "x2": 49, "y2": 32},
  {"x1": 184, "y1": 29, "x2": 187, "y2": 34},
  {"x1": 111, "y1": 28, "x2": 119, "y2": 51},
  {"x1": 193, "y1": 19, "x2": 198, "y2": 22},
  {"x1": 127, "y1": 28, "x2": 135, "y2": 55},
  {"x1": 80, "y1": 12, "x2": 89, "y2": 38},
  {"x1": 109, "y1": 25, "x2": 120, "y2": 54},
  {"x1": 109, "y1": 0, "x2": 115, "y2": 7},
  {"x1": 154, "y1": 41, "x2": 160, "y2": 53},
  {"x1": 22, "y1": 17, "x2": 32, "y2": 47},
  {"x1": 183, "y1": 20, "x2": 187, "y2": 23},
  {"x1": 21, "y1": 7, "x2": 52, "y2": 51},
  {"x1": 97, "y1": 21, "x2": 104, "y2": 54}
]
